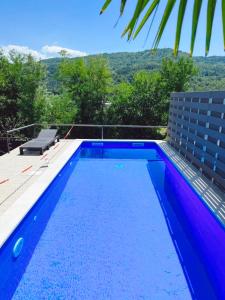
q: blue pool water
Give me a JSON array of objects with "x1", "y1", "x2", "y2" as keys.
[{"x1": 0, "y1": 142, "x2": 225, "y2": 299}]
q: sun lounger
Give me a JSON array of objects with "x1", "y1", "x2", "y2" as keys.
[{"x1": 19, "y1": 129, "x2": 59, "y2": 155}]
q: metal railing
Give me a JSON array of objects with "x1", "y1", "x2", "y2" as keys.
[
  {"x1": 6, "y1": 124, "x2": 35, "y2": 153},
  {"x1": 5, "y1": 123, "x2": 167, "y2": 153}
]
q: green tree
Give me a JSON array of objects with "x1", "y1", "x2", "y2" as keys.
[
  {"x1": 106, "y1": 82, "x2": 133, "y2": 124},
  {"x1": 160, "y1": 57, "x2": 197, "y2": 92},
  {"x1": 101, "y1": 0, "x2": 225, "y2": 55},
  {"x1": 58, "y1": 57, "x2": 112, "y2": 124},
  {"x1": 34, "y1": 86, "x2": 77, "y2": 124},
  {"x1": 131, "y1": 71, "x2": 167, "y2": 125},
  {"x1": 107, "y1": 71, "x2": 167, "y2": 126},
  {"x1": 106, "y1": 71, "x2": 167, "y2": 138},
  {"x1": 33, "y1": 85, "x2": 50, "y2": 123},
  {"x1": 106, "y1": 57, "x2": 196, "y2": 129},
  {"x1": 47, "y1": 93, "x2": 77, "y2": 124},
  {"x1": 0, "y1": 51, "x2": 46, "y2": 133},
  {"x1": 19, "y1": 54, "x2": 46, "y2": 123}
]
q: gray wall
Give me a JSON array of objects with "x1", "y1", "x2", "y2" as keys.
[{"x1": 168, "y1": 91, "x2": 225, "y2": 192}]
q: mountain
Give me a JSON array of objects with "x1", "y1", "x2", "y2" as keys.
[{"x1": 42, "y1": 48, "x2": 225, "y2": 92}]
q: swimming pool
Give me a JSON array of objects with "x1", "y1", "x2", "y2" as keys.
[{"x1": 0, "y1": 141, "x2": 224, "y2": 299}]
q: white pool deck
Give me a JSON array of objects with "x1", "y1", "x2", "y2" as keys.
[{"x1": 0, "y1": 139, "x2": 224, "y2": 248}]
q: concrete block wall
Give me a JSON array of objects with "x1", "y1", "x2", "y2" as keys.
[{"x1": 168, "y1": 91, "x2": 225, "y2": 192}]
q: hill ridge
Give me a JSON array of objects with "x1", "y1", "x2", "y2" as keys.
[{"x1": 42, "y1": 48, "x2": 225, "y2": 92}]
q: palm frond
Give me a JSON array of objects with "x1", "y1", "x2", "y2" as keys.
[
  {"x1": 100, "y1": 0, "x2": 222, "y2": 56},
  {"x1": 122, "y1": 0, "x2": 147, "y2": 39},
  {"x1": 100, "y1": 0, "x2": 112, "y2": 15},
  {"x1": 174, "y1": 0, "x2": 187, "y2": 56},
  {"x1": 206, "y1": 0, "x2": 217, "y2": 56},
  {"x1": 222, "y1": 0, "x2": 225, "y2": 50},
  {"x1": 120, "y1": 0, "x2": 127, "y2": 16},
  {"x1": 133, "y1": 0, "x2": 160, "y2": 39},
  {"x1": 190, "y1": 0, "x2": 202, "y2": 56},
  {"x1": 153, "y1": 0, "x2": 176, "y2": 49}
]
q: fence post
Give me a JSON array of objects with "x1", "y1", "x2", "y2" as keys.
[
  {"x1": 6, "y1": 132, "x2": 10, "y2": 153},
  {"x1": 101, "y1": 126, "x2": 104, "y2": 140},
  {"x1": 33, "y1": 124, "x2": 36, "y2": 138}
]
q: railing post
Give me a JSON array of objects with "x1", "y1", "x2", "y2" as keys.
[
  {"x1": 6, "y1": 132, "x2": 10, "y2": 153},
  {"x1": 33, "y1": 124, "x2": 36, "y2": 138},
  {"x1": 101, "y1": 126, "x2": 104, "y2": 140}
]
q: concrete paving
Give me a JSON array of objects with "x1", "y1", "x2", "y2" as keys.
[{"x1": 0, "y1": 139, "x2": 78, "y2": 215}]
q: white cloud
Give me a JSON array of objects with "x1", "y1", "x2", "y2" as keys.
[
  {"x1": 41, "y1": 45, "x2": 87, "y2": 58},
  {"x1": 1, "y1": 45, "x2": 46, "y2": 60},
  {"x1": 0, "y1": 44, "x2": 88, "y2": 60}
]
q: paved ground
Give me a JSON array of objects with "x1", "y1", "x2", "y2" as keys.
[{"x1": 0, "y1": 140, "x2": 76, "y2": 215}]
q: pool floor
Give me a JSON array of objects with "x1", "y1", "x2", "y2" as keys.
[{"x1": 13, "y1": 158, "x2": 191, "y2": 299}]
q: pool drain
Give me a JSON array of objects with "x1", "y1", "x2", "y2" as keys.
[{"x1": 12, "y1": 237, "x2": 24, "y2": 258}]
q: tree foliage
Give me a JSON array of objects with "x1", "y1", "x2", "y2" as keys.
[
  {"x1": 33, "y1": 87, "x2": 77, "y2": 124},
  {"x1": 107, "y1": 57, "x2": 196, "y2": 129},
  {"x1": 160, "y1": 57, "x2": 197, "y2": 92},
  {"x1": 0, "y1": 51, "x2": 197, "y2": 146},
  {"x1": 0, "y1": 52, "x2": 77, "y2": 135},
  {"x1": 43, "y1": 49, "x2": 225, "y2": 92},
  {"x1": 58, "y1": 57, "x2": 112, "y2": 124},
  {"x1": 0, "y1": 52, "x2": 46, "y2": 132}
]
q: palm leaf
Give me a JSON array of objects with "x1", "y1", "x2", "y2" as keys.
[
  {"x1": 174, "y1": 0, "x2": 187, "y2": 56},
  {"x1": 205, "y1": 0, "x2": 217, "y2": 56},
  {"x1": 222, "y1": 0, "x2": 225, "y2": 50},
  {"x1": 133, "y1": 0, "x2": 160, "y2": 39},
  {"x1": 122, "y1": 0, "x2": 148, "y2": 39},
  {"x1": 100, "y1": 0, "x2": 222, "y2": 55},
  {"x1": 120, "y1": 0, "x2": 127, "y2": 16},
  {"x1": 153, "y1": 0, "x2": 176, "y2": 49},
  {"x1": 113, "y1": 0, "x2": 128, "y2": 27},
  {"x1": 100, "y1": 0, "x2": 112, "y2": 15},
  {"x1": 190, "y1": 0, "x2": 202, "y2": 56}
]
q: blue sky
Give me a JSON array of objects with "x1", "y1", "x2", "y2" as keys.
[{"x1": 0, "y1": 0, "x2": 224, "y2": 58}]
